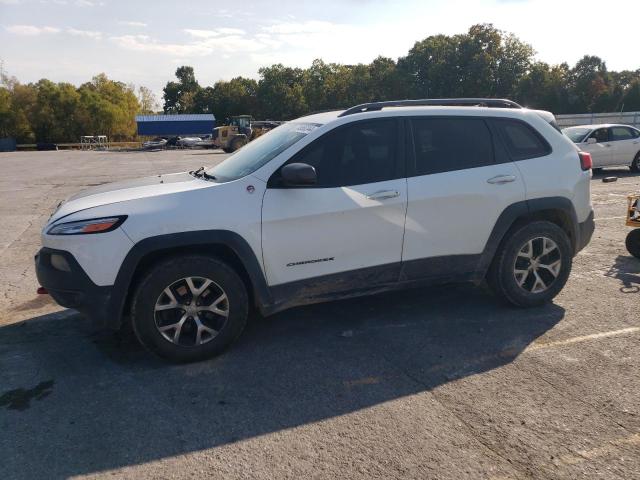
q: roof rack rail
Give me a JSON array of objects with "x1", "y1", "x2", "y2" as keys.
[{"x1": 338, "y1": 98, "x2": 523, "y2": 117}]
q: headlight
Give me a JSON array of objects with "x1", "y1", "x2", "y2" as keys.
[{"x1": 47, "y1": 216, "x2": 126, "y2": 235}]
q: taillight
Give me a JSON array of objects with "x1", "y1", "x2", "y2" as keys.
[{"x1": 578, "y1": 151, "x2": 592, "y2": 171}]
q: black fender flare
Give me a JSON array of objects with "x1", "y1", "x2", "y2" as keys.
[
  {"x1": 476, "y1": 197, "x2": 580, "y2": 277},
  {"x1": 107, "y1": 230, "x2": 272, "y2": 328}
]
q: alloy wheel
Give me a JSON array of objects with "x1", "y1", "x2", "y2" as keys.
[
  {"x1": 513, "y1": 237, "x2": 562, "y2": 294},
  {"x1": 154, "y1": 276, "x2": 229, "y2": 346}
]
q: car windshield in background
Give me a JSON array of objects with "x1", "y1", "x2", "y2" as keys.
[
  {"x1": 562, "y1": 127, "x2": 591, "y2": 143},
  {"x1": 207, "y1": 122, "x2": 321, "y2": 182}
]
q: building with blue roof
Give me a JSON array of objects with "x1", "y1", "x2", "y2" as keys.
[{"x1": 135, "y1": 114, "x2": 216, "y2": 136}]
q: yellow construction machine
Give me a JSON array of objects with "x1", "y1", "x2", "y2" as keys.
[
  {"x1": 212, "y1": 115, "x2": 282, "y2": 153},
  {"x1": 625, "y1": 194, "x2": 640, "y2": 258}
]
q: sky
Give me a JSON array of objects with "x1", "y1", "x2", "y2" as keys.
[{"x1": 1, "y1": 0, "x2": 639, "y2": 99}]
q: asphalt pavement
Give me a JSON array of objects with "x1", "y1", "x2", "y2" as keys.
[{"x1": 0, "y1": 150, "x2": 639, "y2": 479}]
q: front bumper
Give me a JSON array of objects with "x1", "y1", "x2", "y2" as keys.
[
  {"x1": 576, "y1": 209, "x2": 595, "y2": 253},
  {"x1": 35, "y1": 248, "x2": 115, "y2": 328}
]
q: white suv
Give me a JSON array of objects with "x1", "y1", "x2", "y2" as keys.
[{"x1": 36, "y1": 99, "x2": 595, "y2": 362}]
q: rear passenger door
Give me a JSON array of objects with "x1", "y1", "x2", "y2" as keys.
[
  {"x1": 401, "y1": 117, "x2": 526, "y2": 279},
  {"x1": 609, "y1": 126, "x2": 639, "y2": 166}
]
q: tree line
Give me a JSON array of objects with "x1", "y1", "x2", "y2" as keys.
[
  {"x1": 0, "y1": 72, "x2": 157, "y2": 143},
  {"x1": 1, "y1": 24, "x2": 639, "y2": 144},
  {"x1": 164, "y1": 24, "x2": 640, "y2": 122}
]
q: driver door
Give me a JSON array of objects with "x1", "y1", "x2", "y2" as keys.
[
  {"x1": 261, "y1": 119, "x2": 407, "y2": 294},
  {"x1": 584, "y1": 128, "x2": 613, "y2": 167}
]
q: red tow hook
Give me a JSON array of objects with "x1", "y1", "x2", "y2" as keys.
[{"x1": 37, "y1": 286, "x2": 48, "y2": 295}]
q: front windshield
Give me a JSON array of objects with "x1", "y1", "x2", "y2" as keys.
[
  {"x1": 207, "y1": 122, "x2": 320, "y2": 181},
  {"x1": 562, "y1": 127, "x2": 590, "y2": 143}
]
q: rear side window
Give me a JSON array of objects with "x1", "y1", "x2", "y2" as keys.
[
  {"x1": 410, "y1": 117, "x2": 494, "y2": 175},
  {"x1": 491, "y1": 119, "x2": 551, "y2": 161},
  {"x1": 277, "y1": 119, "x2": 399, "y2": 188},
  {"x1": 610, "y1": 126, "x2": 636, "y2": 141}
]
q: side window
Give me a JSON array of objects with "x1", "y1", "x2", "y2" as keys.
[
  {"x1": 610, "y1": 126, "x2": 635, "y2": 141},
  {"x1": 280, "y1": 119, "x2": 398, "y2": 187},
  {"x1": 411, "y1": 117, "x2": 494, "y2": 175},
  {"x1": 631, "y1": 128, "x2": 640, "y2": 139},
  {"x1": 589, "y1": 128, "x2": 609, "y2": 143},
  {"x1": 491, "y1": 119, "x2": 551, "y2": 160}
]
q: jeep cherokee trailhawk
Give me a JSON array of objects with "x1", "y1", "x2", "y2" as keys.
[{"x1": 36, "y1": 99, "x2": 595, "y2": 362}]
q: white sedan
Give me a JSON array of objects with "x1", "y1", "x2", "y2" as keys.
[{"x1": 563, "y1": 124, "x2": 640, "y2": 171}]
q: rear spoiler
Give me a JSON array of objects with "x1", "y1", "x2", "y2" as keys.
[{"x1": 533, "y1": 110, "x2": 561, "y2": 132}]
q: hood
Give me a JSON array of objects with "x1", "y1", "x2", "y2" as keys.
[{"x1": 49, "y1": 172, "x2": 207, "y2": 224}]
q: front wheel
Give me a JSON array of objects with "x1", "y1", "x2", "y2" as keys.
[
  {"x1": 626, "y1": 229, "x2": 640, "y2": 259},
  {"x1": 131, "y1": 255, "x2": 248, "y2": 362},
  {"x1": 630, "y1": 153, "x2": 640, "y2": 173},
  {"x1": 230, "y1": 136, "x2": 247, "y2": 152},
  {"x1": 487, "y1": 221, "x2": 572, "y2": 307}
]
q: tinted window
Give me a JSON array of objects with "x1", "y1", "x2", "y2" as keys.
[
  {"x1": 588, "y1": 128, "x2": 609, "y2": 143},
  {"x1": 277, "y1": 119, "x2": 398, "y2": 187},
  {"x1": 411, "y1": 118, "x2": 494, "y2": 175},
  {"x1": 610, "y1": 126, "x2": 635, "y2": 141},
  {"x1": 492, "y1": 119, "x2": 551, "y2": 160}
]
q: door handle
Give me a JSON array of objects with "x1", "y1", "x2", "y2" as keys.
[
  {"x1": 487, "y1": 175, "x2": 516, "y2": 185},
  {"x1": 366, "y1": 190, "x2": 400, "y2": 200},
  {"x1": 605, "y1": 144, "x2": 612, "y2": 147}
]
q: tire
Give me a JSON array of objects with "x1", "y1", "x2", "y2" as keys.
[
  {"x1": 626, "y1": 229, "x2": 640, "y2": 259},
  {"x1": 230, "y1": 137, "x2": 246, "y2": 152},
  {"x1": 630, "y1": 152, "x2": 640, "y2": 173},
  {"x1": 487, "y1": 221, "x2": 572, "y2": 307},
  {"x1": 131, "y1": 255, "x2": 248, "y2": 363},
  {"x1": 222, "y1": 147, "x2": 232, "y2": 153}
]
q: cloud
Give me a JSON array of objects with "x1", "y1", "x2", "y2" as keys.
[
  {"x1": 261, "y1": 20, "x2": 335, "y2": 35},
  {"x1": 6, "y1": 24, "x2": 103, "y2": 39},
  {"x1": 6, "y1": 24, "x2": 60, "y2": 35},
  {"x1": 111, "y1": 30, "x2": 263, "y2": 57},
  {"x1": 66, "y1": 27, "x2": 102, "y2": 39},
  {"x1": 74, "y1": 0, "x2": 104, "y2": 6},
  {"x1": 183, "y1": 28, "x2": 245, "y2": 38},
  {"x1": 110, "y1": 34, "x2": 212, "y2": 56},
  {"x1": 0, "y1": 0, "x2": 21, "y2": 5},
  {"x1": 118, "y1": 21, "x2": 147, "y2": 27}
]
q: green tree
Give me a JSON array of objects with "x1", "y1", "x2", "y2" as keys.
[
  {"x1": 163, "y1": 66, "x2": 202, "y2": 113},
  {"x1": 210, "y1": 77, "x2": 259, "y2": 121},
  {"x1": 257, "y1": 64, "x2": 308, "y2": 119},
  {"x1": 569, "y1": 55, "x2": 611, "y2": 112}
]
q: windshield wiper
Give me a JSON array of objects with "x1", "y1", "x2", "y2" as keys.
[
  {"x1": 189, "y1": 166, "x2": 216, "y2": 181},
  {"x1": 189, "y1": 166, "x2": 204, "y2": 177}
]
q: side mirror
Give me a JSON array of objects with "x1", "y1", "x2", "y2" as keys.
[
  {"x1": 281, "y1": 163, "x2": 317, "y2": 186},
  {"x1": 586, "y1": 137, "x2": 597, "y2": 144}
]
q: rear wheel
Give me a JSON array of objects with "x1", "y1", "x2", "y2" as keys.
[
  {"x1": 131, "y1": 255, "x2": 248, "y2": 362},
  {"x1": 487, "y1": 221, "x2": 572, "y2": 307},
  {"x1": 626, "y1": 229, "x2": 640, "y2": 258},
  {"x1": 630, "y1": 152, "x2": 640, "y2": 173}
]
